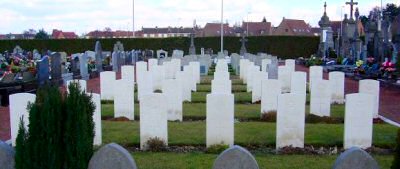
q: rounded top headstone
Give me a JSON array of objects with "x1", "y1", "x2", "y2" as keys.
[
  {"x1": 332, "y1": 147, "x2": 379, "y2": 169},
  {"x1": 0, "y1": 140, "x2": 15, "y2": 169},
  {"x1": 88, "y1": 143, "x2": 137, "y2": 169},
  {"x1": 212, "y1": 145, "x2": 259, "y2": 169}
]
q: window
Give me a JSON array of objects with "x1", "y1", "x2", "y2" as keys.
[{"x1": 285, "y1": 29, "x2": 288, "y2": 32}]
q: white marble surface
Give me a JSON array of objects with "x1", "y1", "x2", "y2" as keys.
[
  {"x1": 100, "y1": 71, "x2": 116, "y2": 100},
  {"x1": 359, "y1": 80, "x2": 380, "y2": 118},
  {"x1": 9, "y1": 93, "x2": 36, "y2": 146},
  {"x1": 114, "y1": 79, "x2": 135, "y2": 120}
]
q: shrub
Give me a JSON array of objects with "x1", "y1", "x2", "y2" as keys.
[
  {"x1": 15, "y1": 84, "x2": 95, "y2": 169},
  {"x1": 261, "y1": 111, "x2": 277, "y2": 122},
  {"x1": 206, "y1": 144, "x2": 229, "y2": 154},
  {"x1": 146, "y1": 137, "x2": 167, "y2": 152}
]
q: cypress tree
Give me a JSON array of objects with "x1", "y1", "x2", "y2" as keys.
[
  {"x1": 15, "y1": 117, "x2": 28, "y2": 169},
  {"x1": 64, "y1": 82, "x2": 95, "y2": 169}
]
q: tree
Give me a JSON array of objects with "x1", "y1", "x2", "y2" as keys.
[
  {"x1": 360, "y1": 15, "x2": 369, "y2": 28},
  {"x1": 15, "y1": 84, "x2": 95, "y2": 169},
  {"x1": 383, "y1": 3, "x2": 399, "y2": 22},
  {"x1": 262, "y1": 17, "x2": 267, "y2": 23},
  {"x1": 35, "y1": 29, "x2": 50, "y2": 39}
]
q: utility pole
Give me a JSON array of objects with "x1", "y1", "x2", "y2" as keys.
[
  {"x1": 132, "y1": 0, "x2": 135, "y2": 38},
  {"x1": 221, "y1": 0, "x2": 224, "y2": 53}
]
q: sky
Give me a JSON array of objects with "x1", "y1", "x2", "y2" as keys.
[{"x1": 0, "y1": 0, "x2": 399, "y2": 35}]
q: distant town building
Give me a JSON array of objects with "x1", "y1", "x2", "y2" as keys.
[
  {"x1": 85, "y1": 30, "x2": 133, "y2": 39},
  {"x1": 273, "y1": 18, "x2": 313, "y2": 36},
  {"x1": 328, "y1": 20, "x2": 365, "y2": 37},
  {"x1": 242, "y1": 21, "x2": 272, "y2": 36},
  {"x1": 52, "y1": 29, "x2": 78, "y2": 39},
  {"x1": 200, "y1": 23, "x2": 235, "y2": 37},
  {"x1": 141, "y1": 27, "x2": 194, "y2": 38}
]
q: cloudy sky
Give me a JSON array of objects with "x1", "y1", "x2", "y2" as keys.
[{"x1": 0, "y1": 0, "x2": 399, "y2": 35}]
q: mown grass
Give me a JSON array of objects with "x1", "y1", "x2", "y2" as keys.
[
  {"x1": 101, "y1": 103, "x2": 344, "y2": 120},
  {"x1": 102, "y1": 121, "x2": 397, "y2": 148},
  {"x1": 132, "y1": 152, "x2": 394, "y2": 169}
]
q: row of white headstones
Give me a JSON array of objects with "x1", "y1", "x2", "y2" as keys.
[
  {"x1": 9, "y1": 58, "x2": 381, "y2": 150},
  {"x1": 239, "y1": 58, "x2": 380, "y2": 149},
  {"x1": 8, "y1": 58, "x2": 201, "y2": 150}
]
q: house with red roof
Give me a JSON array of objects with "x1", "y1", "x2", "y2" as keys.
[
  {"x1": 201, "y1": 23, "x2": 235, "y2": 37},
  {"x1": 242, "y1": 21, "x2": 272, "y2": 36},
  {"x1": 273, "y1": 18, "x2": 313, "y2": 36},
  {"x1": 52, "y1": 29, "x2": 78, "y2": 39}
]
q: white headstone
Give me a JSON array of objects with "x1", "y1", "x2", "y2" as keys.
[
  {"x1": 214, "y1": 71, "x2": 230, "y2": 81},
  {"x1": 176, "y1": 71, "x2": 191, "y2": 102},
  {"x1": 240, "y1": 59, "x2": 249, "y2": 82},
  {"x1": 171, "y1": 59, "x2": 181, "y2": 78},
  {"x1": 9, "y1": 93, "x2": 36, "y2": 146},
  {"x1": 150, "y1": 65, "x2": 165, "y2": 91},
  {"x1": 140, "y1": 94, "x2": 168, "y2": 150},
  {"x1": 121, "y1": 65, "x2": 135, "y2": 83},
  {"x1": 148, "y1": 59, "x2": 158, "y2": 71},
  {"x1": 138, "y1": 71, "x2": 154, "y2": 101},
  {"x1": 189, "y1": 62, "x2": 201, "y2": 84},
  {"x1": 206, "y1": 93, "x2": 234, "y2": 147},
  {"x1": 261, "y1": 79, "x2": 281, "y2": 114},
  {"x1": 246, "y1": 65, "x2": 260, "y2": 92},
  {"x1": 285, "y1": 59, "x2": 296, "y2": 72},
  {"x1": 344, "y1": 93, "x2": 374, "y2": 149},
  {"x1": 91, "y1": 93, "x2": 102, "y2": 146},
  {"x1": 290, "y1": 72, "x2": 307, "y2": 98},
  {"x1": 184, "y1": 65, "x2": 196, "y2": 92},
  {"x1": 114, "y1": 80, "x2": 135, "y2": 120},
  {"x1": 162, "y1": 79, "x2": 183, "y2": 121},
  {"x1": 310, "y1": 80, "x2": 331, "y2": 117},
  {"x1": 212, "y1": 79, "x2": 232, "y2": 94},
  {"x1": 309, "y1": 66, "x2": 323, "y2": 90},
  {"x1": 276, "y1": 93, "x2": 305, "y2": 149},
  {"x1": 329, "y1": 72, "x2": 345, "y2": 104},
  {"x1": 359, "y1": 80, "x2": 380, "y2": 118},
  {"x1": 252, "y1": 71, "x2": 268, "y2": 103},
  {"x1": 278, "y1": 66, "x2": 291, "y2": 93},
  {"x1": 136, "y1": 61, "x2": 147, "y2": 91},
  {"x1": 100, "y1": 71, "x2": 116, "y2": 100},
  {"x1": 261, "y1": 59, "x2": 272, "y2": 72}
]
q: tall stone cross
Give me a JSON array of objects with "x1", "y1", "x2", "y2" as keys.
[
  {"x1": 346, "y1": 0, "x2": 358, "y2": 19},
  {"x1": 240, "y1": 33, "x2": 248, "y2": 55}
]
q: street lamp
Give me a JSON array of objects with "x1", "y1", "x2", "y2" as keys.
[
  {"x1": 132, "y1": 0, "x2": 135, "y2": 38},
  {"x1": 221, "y1": 0, "x2": 224, "y2": 54}
]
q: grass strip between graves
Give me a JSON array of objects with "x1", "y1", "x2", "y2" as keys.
[
  {"x1": 101, "y1": 103, "x2": 345, "y2": 121},
  {"x1": 131, "y1": 152, "x2": 393, "y2": 169},
  {"x1": 102, "y1": 121, "x2": 397, "y2": 148}
]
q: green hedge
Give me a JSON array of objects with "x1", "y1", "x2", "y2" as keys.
[{"x1": 0, "y1": 36, "x2": 319, "y2": 59}]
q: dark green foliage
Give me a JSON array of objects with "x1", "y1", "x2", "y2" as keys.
[
  {"x1": 15, "y1": 117, "x2": 28, "y2": 169},
  {"x1": 0, "y1": 36, "x2": 319, "y2": 59},
  {"x1": 34, "y1": 29, "x2": 50, "y2": 40},
  {"x1": 206, "y1": 144, "x2": 229, "y2": 154},
  {"x1": 392, "y1": 129, "x2": 400, "y2": 169},
  {"x1": 146, "y1": 137, "x2": 167, "y2": 152},
  {"x1": 64, "y1": 83, "x2": 95, "y2": 169},
  {"x1": 383, "y1": 3, "x2": 399, "y2": 22},
  {"x1": 15, "y1": 84, "x2": 95, "y2": 169}
]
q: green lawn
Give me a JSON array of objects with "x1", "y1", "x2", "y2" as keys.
[
  {"x1": 102, "y1": 121, "x2": 397, "y2": 148},
  {"x1": 132, "y1": 152, "x2": 393, "y2": 169},
  {"x1": 101, "y1": 103, "x2": 345, "y2": 120}
]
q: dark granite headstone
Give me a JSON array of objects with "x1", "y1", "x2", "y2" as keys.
[
  {"x1": 332, "y1": 147, "x2": 379, "y2": 169},
  {"x1": 212, "y1": 145, "x2": 259, "y2": 169},
  {"x1": 95, "y1": 41, "x2": 103, "y2": 72},
  {"x1": 50, "y1": 52, "x2": 63, "y2": 85},
  {"x1": 88, "y1": 143, "x2": 137, "y2": 169},
  {"x1": 37, "y1": 55, "x2": 50, "y2": 86},
  {"x1": 0, "y1": 140, "x2": 15, "y2": 169}
]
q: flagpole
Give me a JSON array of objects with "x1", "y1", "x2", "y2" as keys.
[{"x1": 221, "y1": 0, "x2": 224, "y2": 54}]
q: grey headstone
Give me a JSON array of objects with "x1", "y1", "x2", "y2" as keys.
[
  {"x1": 79, "y1": 54, "x2": 89, "y2": 80},
  {"x1": 88, "y1": 143, "x2": 137, "y2": 169},
  {"x1": 332, "y1": 147, "x2": 379, "y2": 169},
  {"x1": 112, "y1": 52, "x2": 119, "y2": 72},
  {"x1": 51, "y1": 52, "x2": 62, "y2": 85},
  {"x1": 212, "y1": 145, "x2": 259, "y2": 169},
  {"x1": 95, "y1": 41, "x2": 103, "y2": 72},
  {"x1": 0, "y1": 140, "x2": 15, "y2": 169},
  {"x1": 268, "y1": 58, "x2": 278, "y2": 79},
  {"x1": 37, "y1": 56, "x2": 50, "y2": 86}
]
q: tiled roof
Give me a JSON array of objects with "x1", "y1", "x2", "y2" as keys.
[{"x1": 242, "y1": 21, "x2": 272, "y2": 36}]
